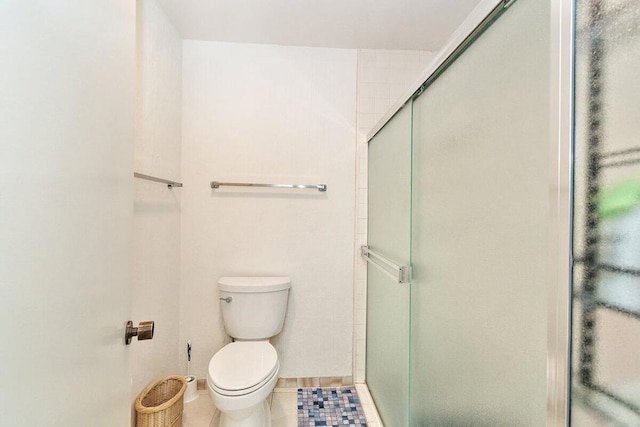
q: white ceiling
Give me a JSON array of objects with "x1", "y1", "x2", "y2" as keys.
[{"x1": 156, "y1": 0, "x2": 485, "y2": 51}]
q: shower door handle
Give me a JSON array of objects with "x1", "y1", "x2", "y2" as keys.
[{"x1": 361, "y1": 245, "x2": 412, "y2": 284}]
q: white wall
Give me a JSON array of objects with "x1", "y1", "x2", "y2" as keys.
[
  {"x1": 133, "y1": 7, "x2": 434, "y2": 385},
  {"x1": 132, "y1": 0, "x2": 182, "y2": 400},
  {"x1": 180, "y1": 41, "x2": 357, "y2": 379},
  {"x1": 353, "y1": 49, "x2": 435, "y2": 382}
]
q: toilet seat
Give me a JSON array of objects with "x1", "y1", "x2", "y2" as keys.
[{"x1": 208, "y1": 341, "x2": 278, "y2": 396}]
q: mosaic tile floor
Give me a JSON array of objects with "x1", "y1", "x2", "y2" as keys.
[{"x1": 298, "y1": 387, "x2": 368, "y2": 426}]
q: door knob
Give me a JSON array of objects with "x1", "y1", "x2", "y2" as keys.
[{"x1": 125, "y1": 320, "x2": 154, "y2": 345}]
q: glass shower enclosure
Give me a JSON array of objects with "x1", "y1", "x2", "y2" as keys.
[
  {"x1": 366, "y1": 0, "x2": 549, "y2": 424},
  {"x1": 364, "y1": 0, "x2": 640, "y2": 425}
]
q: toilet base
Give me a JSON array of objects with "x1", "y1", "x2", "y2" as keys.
[
  {"x1": 208, "y1": 345, "x2": 279, "y2": 427},
  {"x1": 217, "y1": 400, "x2": 271, "y2": 427}
]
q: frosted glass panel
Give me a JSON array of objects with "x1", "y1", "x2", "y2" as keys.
[
  {"x1": 409, "y1": 0, "x2": 549, "y2": 425},
  {"x1": 571, "y1": 0, "x2": 640, "y2": 424},
  {"x1": 366, "y1": 104, "x2": 412, "y2": 426}
]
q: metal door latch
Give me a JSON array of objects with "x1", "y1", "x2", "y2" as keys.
[{"x1": 125, "y1": 320, "x2": 154, "y2": 345}]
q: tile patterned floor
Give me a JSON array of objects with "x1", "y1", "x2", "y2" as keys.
[
  {"x1": 298, "y1": 387, "x2": 367, "y2": 426},
  {"x1": 182, "y1": 385, "x2": 382, "y2": 427}
]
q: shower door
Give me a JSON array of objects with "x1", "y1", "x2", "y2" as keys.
[
  {"x1": 410, "y1": 0, "x2": 550, "y2": 424},
  {"x1": 366, "y1": 104, "x2": 412, "y2": 426},
  {"x1": 571, "y1": 0, "x2": 640, "y2": 424}
]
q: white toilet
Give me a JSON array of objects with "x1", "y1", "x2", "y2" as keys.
[{"x1": 207, "y1": 276, "x2": 291, "y2": 427}]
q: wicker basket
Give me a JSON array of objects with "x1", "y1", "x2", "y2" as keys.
[{"x1": 135, "y1": 375, "x2": 187, "y2": 427}]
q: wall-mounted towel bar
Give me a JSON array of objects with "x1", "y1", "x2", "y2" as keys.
[
  {"x1": 360, "y1": 245, "x2": 411, "y2": 284},
  {"x1": 210, "y1": 181, "x2": 327, "y2": 192},
  {"x1": 134, "y1": 172, "x2": 183, "y2": 188}
]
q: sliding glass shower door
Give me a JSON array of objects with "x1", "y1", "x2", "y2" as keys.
[
  {"x1": 365, "y1": 0, "x2": 562, "y2": 425},
  {"x1": 366, "y1": 104, "x2": 412, "y2": 426},
  {"x1": 409, "y1": 0, "x2": 550, "y2": 424}
]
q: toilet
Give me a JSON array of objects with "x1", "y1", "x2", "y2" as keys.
[{"x1": 207, "y1": 276, "x2": 291, "y2": 427}]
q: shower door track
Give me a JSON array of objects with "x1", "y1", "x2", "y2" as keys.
[{"x1": 367, "y1": 0, "x2": 514, "y2": 143}]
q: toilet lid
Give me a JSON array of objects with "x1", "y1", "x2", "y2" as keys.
[{"x1": 208, "y1": 341, "x2": 278, "y2": 394}]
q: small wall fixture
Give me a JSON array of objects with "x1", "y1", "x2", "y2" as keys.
[
  {"x1": 210, "y1": 181, "x2": 327, "y2": 192},
  {"x1": 134, "y1": 172, "x2": 183, "y2": 188},
  {"x1": 125, "y1": 320, "x2": 155, "y2": 345}
]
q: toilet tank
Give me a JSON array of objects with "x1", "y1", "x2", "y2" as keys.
[{"x1": 218, "y1": 277, "x2": 291, "y2": 340}]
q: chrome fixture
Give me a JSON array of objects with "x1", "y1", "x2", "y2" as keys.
[
  {"x1": 134, "y1": 172, "x2": 183, "y2": 188},
  {"x1": 219, "y1": 296, "x2": 232, "y2": 303},
  {"x1": 360, "y1": 245, "x2": 411, "y2": 284},
  {"x1": 210, "y1": 181, "x2": 326, "y2": 192}
]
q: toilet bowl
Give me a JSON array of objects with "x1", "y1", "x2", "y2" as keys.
[
  {"x1": 207, "y1": 341, "x2": 280, "y2": 427},
  {"x1": 207, "y1": 341, "x2": 279, "y2": 427},
  {"x1": 208, "y1": 277, "x2": 291, "y2": 427}
]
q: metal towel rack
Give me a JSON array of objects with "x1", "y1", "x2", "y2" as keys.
[
  {"x1": 210, "y1": 181, "x2": 327, "y2": 192},
  {"x1": 134, "y1": 172, "x2": 183, "y2": 188},
  {"x1": 360, "y1": 246, "x2": 411, "y2": 284}
]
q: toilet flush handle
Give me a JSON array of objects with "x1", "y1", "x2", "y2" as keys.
[{"x1": 219, "y1": 296, "x2": 232, "y2": 303}]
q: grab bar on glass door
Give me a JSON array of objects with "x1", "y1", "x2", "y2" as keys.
[{"x1": 360, "y1": 245, "x2": 411, "y2": 284}]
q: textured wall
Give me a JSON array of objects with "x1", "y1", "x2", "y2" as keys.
[
  {"x1": 132, "y1": 0, "x2": 183, "y2": 401},
  {"x1": 180, "y1": 41, "x2": 357, "y2": 379},
  {"x1": 133, "y1": 8, "x2": 436, "y2": 386}
]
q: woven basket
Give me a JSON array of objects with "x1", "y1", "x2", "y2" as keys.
[{"x1": 135, "y1": 375, "x2": 187, "y2": 427}]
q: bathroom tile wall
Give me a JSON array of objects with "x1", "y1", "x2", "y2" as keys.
[
  {"x1": 132, "y1": 0, "x2": 182, "y2": 401},
  {"x1": 353, "y1": 49, "x2": 435, "y2": 382},
  {"x1": 133, "y1": 2, "x2": 437, "y2": 389},
  {"x1": 180, "y1": 41, "x2": 357, "y2": 379}
]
